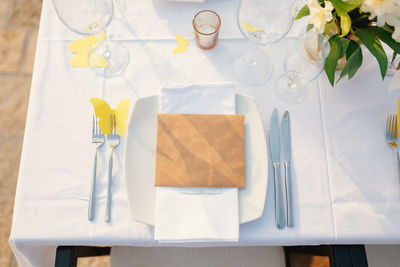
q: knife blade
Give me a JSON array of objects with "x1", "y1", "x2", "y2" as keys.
[
  {"x1": 281, "y1": 111, "x2": 293, "y2": 227},
  {"x1": 269, "y1": 108, "x2": 285, "y2": 229}
]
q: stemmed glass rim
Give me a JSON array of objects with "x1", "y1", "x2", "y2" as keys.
[
  {"x1": 238, "y1": 0, "x2": 297, "y2": 14},
  {"x1": 236, "y1": 0, "x2": 296, "y2": 46},
  {"x1": 52, "y1": 0, "x2": 114, "y2": 36},
  {"x1": 283, "y1": 32, "x2": 331, "y2": 84},
  {"x1": 295, "y1": 31, "x2": 331, "y2": 62}
]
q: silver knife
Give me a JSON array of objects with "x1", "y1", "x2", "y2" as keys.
[
  {"x1": 281, "y1": 111, "x2": 293, "y2": 227},
  {"x1": 269, "y1": 108, "x2": 285, "y2": 229}
]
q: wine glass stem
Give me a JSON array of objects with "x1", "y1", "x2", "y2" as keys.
[
  {"x1": 96, "y1": 31, "x2": 111, "y2": 59},
  {"x1": 103, "y1": 41, "x2": 111, "y2": 58},
  {"x1": 288, "y1": 81, "x2": 297, "y2": 88},
  {"x1": 247, "y1": 56, "x2": 256, "y2": 65}
]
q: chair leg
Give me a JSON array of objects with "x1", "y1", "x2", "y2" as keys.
[
  {"x1": 55, "y1": 246, "x2": 77, "y2": 267},
  {"x1": 347, "y1": 245, "x2": 368, "y2": 267},
  {"x1": 332, "y1": 246, "x2": 352, "y2": 267}
]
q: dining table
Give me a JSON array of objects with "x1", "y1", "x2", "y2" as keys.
[{"x1": 8, "y1": 0, "x2": 400, "y2": 266}]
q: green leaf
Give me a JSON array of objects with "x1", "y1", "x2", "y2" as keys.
[
  {"x1": 393, "y1": 51, "x2": 399, "y2": 63},
  {"x1": 347, "y1": 0, "x2": 365, "y2": 9},
  {"x1": 382, "y1": 24, "x2": 394, "y2": 33},
  {"x1": 346, "y1": 39, "x2": 359, "y2": 59},
  {"x1": 339, "y1": 14, "x2": 351, "y2": 37},
  {"x1": 367, "y1": 26, "x2": 400, "y2": 54},
  {"x1": 324, "y1": 34, "x2": 342, "y2": 86},
  {"x1": 355, "y1": 27, "x2": 388, "y2": 79},
  {"x1": 330, "y1": 0, "x2": 363, "y2": 37},
  {"x1": 339, "y1": 38, "x2": 350, "y2": 58},
  {"x1": 331, "y1": 0, "x2": 363, "y2": 12},
  {"x1": 295, "y1": 5, "x2": 310, "y2": 20},
  {"x1": 350, "y1": 9, "x2": 372, "y2": 28},
  {"x1": 338, "y1": 43, "x2": 363, "y2": 81},
  {"x1": 306, "y1": 24, "x2": 314, "y2": 32}
]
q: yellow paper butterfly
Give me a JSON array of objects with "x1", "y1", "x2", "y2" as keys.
[
  {"x1": 69, "y1": 33, "x2": 108, "y2": 67},
  {"x1": 172, "y1": 34, "x2": 188, "y2": 54},
  {"x1": 90, "y1": 98, "x2": 131, "y2": 136},
  {"x1": 242, "y1": 21, "x2": 263, "y2": 33}
]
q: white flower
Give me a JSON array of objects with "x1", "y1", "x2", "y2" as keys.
[
  {"x1": 307, "y1": 0, "x2": 334, "y2": 33},
  {"x1": 393, "y1": 26, "x2": 400, "y2": 42},
  {"x1": 361, "y1": 0, "x2": 400, "y2": 27}
]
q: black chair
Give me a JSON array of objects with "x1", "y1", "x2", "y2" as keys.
[{"x1": 55, "y1": 245, "x2": 368, "y2": 267}]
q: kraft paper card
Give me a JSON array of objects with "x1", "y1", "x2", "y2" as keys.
[{"x1": 155, "y1": 114, "x2": 245, "y2": 188}]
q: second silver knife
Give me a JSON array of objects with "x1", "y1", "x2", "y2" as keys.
[{"x1": 281, "y1": 111, "x2": 293, "y2": 227}]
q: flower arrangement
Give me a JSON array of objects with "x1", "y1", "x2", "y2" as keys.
[{"x1": 296, "y1": 0, "x2": 400, "y2": 86}]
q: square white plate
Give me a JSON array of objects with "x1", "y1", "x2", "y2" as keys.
[{"x1": 124, "y1": 94, "x2": 268, "y2": 225}]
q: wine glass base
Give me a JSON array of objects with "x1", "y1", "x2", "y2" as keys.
[
  {"x1": 232, "y1": 48, "x2": 273, "y2": 86},
  {"x1": 275, "y1": 75, "x2": 308, "y2": 104},
  {"x1": 89, "y1": 42, "x2": 129, "y2": 78}
]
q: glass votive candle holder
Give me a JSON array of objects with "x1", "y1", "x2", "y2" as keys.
[{"x1": 192, "y1": 10, "x2": 221, "y2": 50}]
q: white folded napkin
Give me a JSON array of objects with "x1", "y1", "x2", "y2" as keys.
[
  {"x1": 389, "y1": 70, "x2": 400, "y2": 91},
  {"x1": 155, "y1": 83, "x2": 239, "y2": 242}
]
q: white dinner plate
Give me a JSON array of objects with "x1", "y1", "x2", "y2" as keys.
[{"x1": 124, "y1": 94, "x2": 268, "y2": 225}]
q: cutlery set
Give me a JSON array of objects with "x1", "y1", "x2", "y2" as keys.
[
  {"x1": 111, "y1": 109, "x2": 396, "y2": 229},
  {"x1": 89, "y1": 114, "x2": 120, "y2": 222},
  {"x1": 89, "y1": 104, "x2": 295, "y2": 227},
  {"x1": 269, "y1": 108, "x2": 293, "y2": 229}
]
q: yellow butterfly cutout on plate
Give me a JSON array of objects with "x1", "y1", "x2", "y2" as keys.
[
  {"x1": 242, "y1": 21, "x2": 263, "y2": 33},
  {"x1": 90, "y1": 98, "x2": 131, "y2": 136},
  {"x1": 69, "y1": 33, "x2": 108, "y2": 67},
  {"x1": 172, "y1": 34, "x2": 188, "y2": 54}
]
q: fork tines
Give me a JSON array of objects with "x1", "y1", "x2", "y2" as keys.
[
  {"x1": 387, "y1": 114, "x2": 398, "y2": 139},
  {"x1": 110, "y1": 114, "x2": 116, "y2": 135}
]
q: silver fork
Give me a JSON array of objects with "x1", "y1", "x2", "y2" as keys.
[
  {"x1": 105, "y1": 114, "x2": 120, "y2": 222},
  {"x1": 89, "y1": 115, "x2": 105, "y2": 221},
  {"x1": 386, "y1": 114, "x2": 400, "y2": 183}
]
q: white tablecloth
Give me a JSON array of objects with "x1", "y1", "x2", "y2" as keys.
[{"x1": 9, "y1": 0, "x2": 400, "y2": 266}]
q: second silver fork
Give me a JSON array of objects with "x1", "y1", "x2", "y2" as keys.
[{"x1": 105, "y1": 114, "x2": 120, "y2": 222}]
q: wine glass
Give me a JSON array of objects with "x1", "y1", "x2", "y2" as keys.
[
  {"x1": 387, "y1": 56, "x2": 400, "y2": 76},
  {"x1": 275, "y1": 31, "x2": 330, "y2": 104},
  {"x1": 233, "y1": 0, "x2": 296, "y2": 86},
  {"x1": 52, "y1": 0, "x2": 129, "y2": 77}
]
